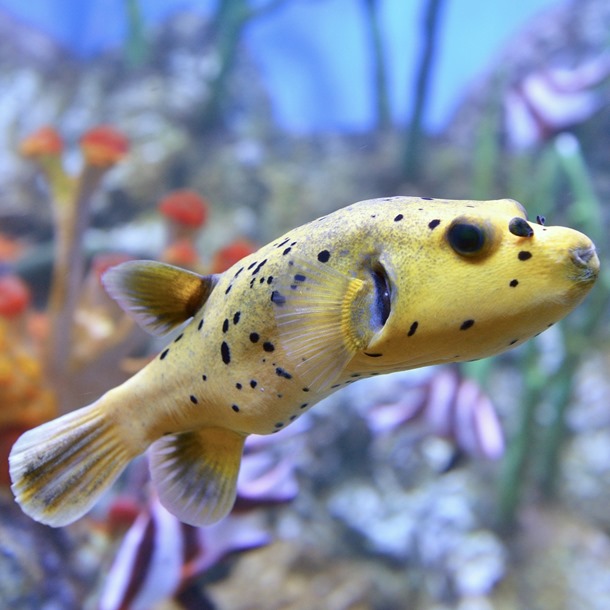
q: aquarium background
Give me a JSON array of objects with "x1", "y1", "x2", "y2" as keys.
[{"x1": 0, "y1": 0, "x2": 609, "y2": 609}]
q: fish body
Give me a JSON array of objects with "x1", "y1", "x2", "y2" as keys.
[{"x1": 9, "y1": 196, "x2": 599, "y2": 527}]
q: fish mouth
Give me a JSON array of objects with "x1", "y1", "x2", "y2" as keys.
[{"x1": 570, "y1": 244, "x2": 600, "y2": 282}]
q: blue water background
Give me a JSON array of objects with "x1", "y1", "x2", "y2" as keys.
[{"x1": 0, "y1": 0, "x2": 559, "y2": 132}]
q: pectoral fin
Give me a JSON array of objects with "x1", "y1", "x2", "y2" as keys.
[
  {"x1": 273, "y1": 257, "x2": 371, "y2": 392},
  {"x1": 103, "y1": 260, "x2": 217, "y2": 335},
  {"x1": 149, "y1": 427, "x2": 246, "y2": 526}
]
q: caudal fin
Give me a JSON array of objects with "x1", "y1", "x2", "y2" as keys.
[{"x1": 9, "y1": 401, "x2": 136, "y2": 527}]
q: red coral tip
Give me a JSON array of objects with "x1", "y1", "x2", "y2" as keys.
[
  {"x1": 19, "y1": 126, "x2": 63, "y2": 157},
  {"x1": 81, "y1": 125, "x2": 129, "y2": 167},
  {"x1": 158, "y1": 190, "x2": 209, "y2": 228},
  {"x1": 210, "y1": 239, "x2": 257, "y2": 273},
  {"x1": 0, "y1": 274, "x2": 31, "y2": 317}
]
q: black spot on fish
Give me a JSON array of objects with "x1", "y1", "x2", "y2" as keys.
[
  {"x1": 290, "y1": 415, "x2": 297, "y2": 421},
  {"x1": 197, "y1": 319, "x2": 204, "y2": 331},
  {"x1": 247, "y1": 261, "x2": 257, "y2": 270},
  {"x1": 421, "y1": 197, "x2": 434, "y2": 200},
  {"x1": 300, "y1": 403, "x2": 309, "y2": 409},
  {"x1": 250, "y1": 380, "x2": 257, "y2": 388},
  {"x1": 267, "y1": 276, "x2": 274, "y2": 284},
  {"x1": 294, "y1": 273, "x2": 306, "y2": 282},
  {"x1": 252, "y1": 259, "x2": 267, "y2": 275},
  {"x1": 190, "y1": 395, "x2": 198, "y2": 404},
  {"x1": 317, "y1": 250, "x2": 330, "y2": 263},
  {"x1": 518, "y1": 251, "x2": 532, "y2": 261},
  {"x1": 407, "y1": 321, "x2": 418, "y2": 337},
  {"x1": 394, "y1": 214, "x2": 404, "y2": 222},
  {"x1": 160, "y1": 348, "x2": 169, "y2": 360},
  {"x1": 428, "y1": 219, "x2": 441, "y2": 230},
  {"x1": 276, "y1": 367, "x2": 292, "y2": 379},
  {"x1": 276, "y1": 237, "x2": 290, "y2": 249},
  {"x1": 302, "y1": 387, "x2": 310, "y2": 392},
  {"x1": 509, "y1": 339, "x2": 518, "y2": 345},
  {"x1": 221, "y1": 341, "x2": 231, "y2": 364},
  {"x1": 202, "y1": 374, "x2": 207, "y2": 381},
  {"x1": 263, "y1": 342, "x2": 275, "y2": 352},
  {"x1": 350, "y1": 373, "x2": 361, "y2": 378},
  {"x1": 236, "y1": 383, "x2": 242, "y2": 390},
  {"x1": 225, "y1": 285, "x2": 232, "y2": 295},
  {"x1": 274, "y1": 422, "x2": 284, "y2": 429},
  {"x1": 364, "y1": 352, "x2": 383, "y2": 357},
  {"x1": 271, "y1": 290, "x2": 286, "y2": 306},
  {"x1": 232, "y1": 405, "x2": 240, "y2": 412},
  {"x1": 233, "y1": 266, "x2": 244, "y2": 279},
  {"x1": 510, "y1": 279, "x2": 519, "y2": 287},
  {"x1": 460, "y1": 319, "x2": 475, "y2": 330},
  {"x1": 282, "y1": 247, "x2": 292, "y2": 256},
  {"x1": 233, "y1": 311, "x2": 241, "y2": 325},
  {"x1": 222, "y1": 319, "x2": 229, "y2": 333},
  {"x1": 250, "y1": 332, "x2": 260, "y2": 343},
  {"x1": 174, "y1": 333, "x2": 183, "y2": 343}
]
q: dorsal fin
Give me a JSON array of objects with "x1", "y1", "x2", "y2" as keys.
[{"x1": 102, "y1": 260, "x2": 217, "y2": 336}]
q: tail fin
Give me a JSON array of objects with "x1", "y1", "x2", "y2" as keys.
[{"x1": 9, "y1": 400, "x2": 137, "y2": 527}]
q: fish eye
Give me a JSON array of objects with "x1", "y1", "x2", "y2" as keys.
[
  {"x1": 371, "y1": 265, "x2": 391, "y2": 327},
  {"x1": 447, "y1": 221, "x2": 487, "y2": 257},
  {"x1": 508, "y1": 217, "x2": 534, "y2": 238}
]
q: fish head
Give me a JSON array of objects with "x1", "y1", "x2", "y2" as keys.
[{"x1": 348, "y1": 198, "x2": 599, "y2": 373}]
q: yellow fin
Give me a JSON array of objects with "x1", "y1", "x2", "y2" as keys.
[
  {"x1": 273, "y1": 257, "x2": 369, "y2": 392},
  {"x1": 9, "y1": 401, "x2": 135, "y2": 527},
  {"x1": 149, "y1": 427, "x2": 246, "y2": 526},
  {"x1": 103, "y1": 260, "x2": 217, "y2": 336}
]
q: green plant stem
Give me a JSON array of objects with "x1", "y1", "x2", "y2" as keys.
[
  {"x1": 362, "y1": 0, "x2": 391, "y2": 131},
  {"x1": 496, "y1": 344, "x2": 544, "y2": 530},
  {"x1": 402, "y1": 0, "x2": 446, "y2": 181},
  {"x1": 46, "y1": 165, "x2": 108, "y2": 410}
]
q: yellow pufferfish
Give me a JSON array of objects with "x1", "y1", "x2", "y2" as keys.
[{"x1": 9, "y1": 196, "x2": 599, "y2": 528}]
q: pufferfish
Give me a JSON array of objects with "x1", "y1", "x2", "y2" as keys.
[{"x1": 9, "y1": 196, "x2": 599, "y2": 528}]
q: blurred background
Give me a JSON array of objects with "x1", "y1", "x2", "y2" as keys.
[{"x1": 0, "y1": 1, "x2": 609, "y2": 609}]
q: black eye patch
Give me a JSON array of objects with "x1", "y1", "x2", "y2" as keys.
[{"x1": 508, "y1": 217, "x2": 534, "y2": 238}]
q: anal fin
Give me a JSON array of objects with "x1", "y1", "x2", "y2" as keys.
[{"x1": 149, "y1": 427, "x2": 246, "y2": 526}]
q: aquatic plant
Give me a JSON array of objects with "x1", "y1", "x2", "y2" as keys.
[
  {"x1": 19, "y1": 125, "x2": 131, "y2": 410},
  {"x1": 97, "y1": 429, "x2": 301, "y2": 610},
  {"x1": 0, "y1": 272, "x2": 56, "y2": 486},
  {"x1": 209, "y1": 238, "x2": 257, "y2": 274},
  {"x1": 476, "y1": 134, "x2": 610, "y2": 529},
  {"x1": 402, "y1": 0, "x2": 447, "y2": 181},
  {"x1": 200, "y1": 0, "x2": 292, "y2": 132},
  {"x1": 364, "y1": 366, "x2": 504, "y2": 461},
  {"x1": 158, "y1": 189, "x2": 209, "y2": 270}
]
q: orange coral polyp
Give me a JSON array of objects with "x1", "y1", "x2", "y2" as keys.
[
  {"x1": 158, "y1": 190, "x2": 209, "y2": 228},
  {"x1": 210, "y1": 239, "x2": 257, "y2": 273},
  {"x1": 0, "y1": 275, "x2": 31, "y2": 317},
  {"x1": 19, "y1": 126, "x2": 63, "y2": 157},
  {"x1": 81, "y1": 126, "x2": 129, "y2": 167}
]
